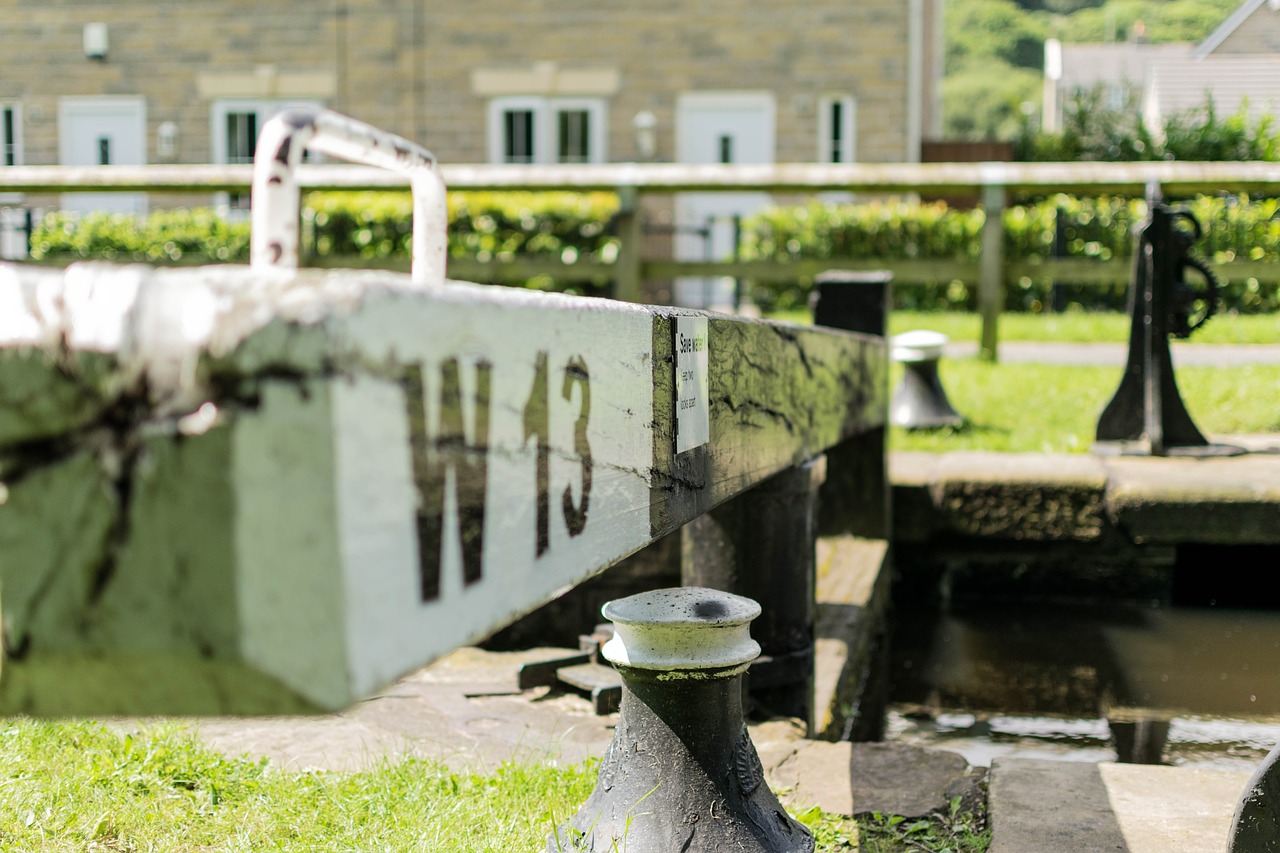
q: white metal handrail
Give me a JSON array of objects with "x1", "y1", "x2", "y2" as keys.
[{"x1": 250, "y1": 108, "x2": 447, "y2": 285}]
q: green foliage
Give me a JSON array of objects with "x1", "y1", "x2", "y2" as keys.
[
  {"x1": 893, "y1": 361, "x2": 1280, "y2": 454},
  {"x1": 882, "y1": 310, "x2": 1280, "y2": 345},
  {"x1": 30, "y1": 208, "x2": 252, "y2": 263},
  {"x1": 943, "y1": 64, "x2": 1045, "y2": 141},
  {"x1": 0, "y1": 719, "x2": 997, "y2": 852},
  {"x1": 1055, "y1": 0, "x2": 1238, "y2": 42},
  {"x1": 1163, "y1": 99, "x2": 1280, "y2": 162},
  {"x1": 858, "y1": 797, "x2": 992, "y2": 853},
  {"x1": 947, "y1": 0, "x2": 1048, "y2": 72},
  {"x1": 1016, "y1": 86, "x2": 1158, "y2": 161},
  {"x1": 741, "y1": 194, "x2": 1280, "y2": 314},
  {"x1": 1019, "y1": 90, "x2": 1280, "y2": 162},
  {"x1": 742, "y1": 199, "x2": 985, "y2": 265},
  {"x1": 304, "y1": 190, "x2": 618, "y2": 264},
  {"x1": 1018, "y1": 0, "x2": 1105, "y2": 14},
  {"x1": 0, "y1": 719, "x2": 599, "y2": 851},
  {"x1": 31, "y1": 191, "x2": 621, "y2": 296},
  {"x1": 943, "y1": 0, "x2": 1241, "y2": 140},
  {"x1": 27, "y1": 190, "x2": 1280, "y2": 318}
]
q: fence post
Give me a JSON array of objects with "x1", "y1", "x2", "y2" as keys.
[
  {"x1": 979, "y1": 175, "x2": 1006, "y2": 362},
  {"x1": 681, "y1": 457, "x2": 825, "y2": 733},
  {"x1": 613, "y1": 185, "x2": 643, "y2": 302}
]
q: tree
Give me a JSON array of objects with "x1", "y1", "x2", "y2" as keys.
[
  {"x1": 946, "y1": 64, "x2": 1044, "y2": 140},
  {"x1": 942, "y1": 0, "x2": 1242, "y2": 141},
  {"x1": 947, "y1": 0, "x2": 1048, "y2": 72},
  {"x1": 1052, "y1": 0, "x2": 1237, "y2": 42}
]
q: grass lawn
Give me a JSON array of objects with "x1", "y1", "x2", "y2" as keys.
[
  {"x1": 762, "y1": 310, "x2": 1280, "y2": 453},
  {"x1": 0, "y1": 720, "x2": 989, "y2": 852},
  {"x1": 887, "y1": 310, "x2": 1280, "y2": 345},
  {"x1": 891, "y1": 361, "x2": 1280, "y2": 454},
  {"x1": 767, "y1": 308, "x2": 1280, "y2": 346}
]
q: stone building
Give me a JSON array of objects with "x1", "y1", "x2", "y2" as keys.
[{"x1": 0, "y1": 1, "x2": 943, "y2": 177}]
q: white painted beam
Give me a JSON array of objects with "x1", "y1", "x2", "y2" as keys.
[{"x1": 0, "y1": 262, "x2": 885, "y2": 715}]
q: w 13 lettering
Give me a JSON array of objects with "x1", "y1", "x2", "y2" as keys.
[{"x1": 404, "y1": 352, "x2": 593, "y2": 602}]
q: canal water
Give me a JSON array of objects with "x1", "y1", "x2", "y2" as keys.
[{"x1": 884, "y1": 601, "x2": 1280, "y2": 770}]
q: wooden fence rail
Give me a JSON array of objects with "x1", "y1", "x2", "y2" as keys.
[{"x1": 4, "y1": 160, "x2": 1280, "y2": 359}]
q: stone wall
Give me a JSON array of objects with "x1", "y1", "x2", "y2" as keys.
[{"x1": 0, "y1": 0, "x2": 925, "y2": 168}]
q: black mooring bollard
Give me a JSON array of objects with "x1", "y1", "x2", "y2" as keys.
[
  {"x1": 1229, "y1": 744, "x2": 1280, "y2": 852},
  {"x1": 549, "y1": 587, "x2": 814, "y2": 853},
  {"x1": 890, "y1": 330, "x2": 964, "y2": 430}
]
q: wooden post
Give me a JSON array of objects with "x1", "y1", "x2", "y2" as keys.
[
  {"x1": 613, "y1": 185, "x2": 643, "y2": 303},
  {"x1": 811, "y1": 270, "x2": 892, "y2": 540},
  {"x1": 979, "y1": 179, "x2": 1006, "y2": 362}
]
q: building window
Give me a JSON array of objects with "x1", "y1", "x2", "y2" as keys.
[
  {"x1": 504, "y1": 107, "x2": 536, "y2": 163},
  {"x1": 817, "y1": 95, "x2": 856, "y2": 164},
  {"x1": 211, "y1": 99, "x2": 320, "y2": 210},
  {"x1": 557, "y1": 109, "x2": 592, "y2": 164},
  {"x1": 212, "y1": 99, "x2": 322, "y2": 165},
  {"x1": 488, "y1": 97, "x2": 606, "y2": 164},
  {"x1": 2, "y1": 103, "x2": 21, "y2": 167},
  {"x1": 223, "y1": 111, "x2": 259, "y2": 164}
]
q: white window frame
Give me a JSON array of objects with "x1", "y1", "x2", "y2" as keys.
[
  {"x1": 817, "y1": 95, "x2": 857, "y2": 164},
  {"x1": 487, "y1": 96, "x2": 607, "y2": 165},
  {"x1": 2, "y1": 102, "x2": 22, "y2": 167}
]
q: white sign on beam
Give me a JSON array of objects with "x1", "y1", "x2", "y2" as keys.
[{"x1": 674, "y1": 316, "x2": 710, "y2": 454}]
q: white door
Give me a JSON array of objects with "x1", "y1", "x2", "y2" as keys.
[
  {"x1": 675, "y1": 93, "x2": 775, "y2": 309},
  {"x1": 59, "y1": 96, "x2": 147, "y2": 216}
]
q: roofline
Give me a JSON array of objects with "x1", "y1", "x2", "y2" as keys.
[{"x1": 1193, "y1": 0, "x2": 1268, "y2": 60}]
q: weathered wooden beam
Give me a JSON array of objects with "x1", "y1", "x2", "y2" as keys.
[{"x1": 0, "y1": 261, "x2": 885, "y2": 716}]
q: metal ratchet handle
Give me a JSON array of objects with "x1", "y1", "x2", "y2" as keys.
[{"x1": 250, "y1": 108, "x2": 447, "y2": 286}]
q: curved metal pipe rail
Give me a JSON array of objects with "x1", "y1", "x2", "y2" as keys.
[{"x1": 250, "y1": 108, "x2": 447, "y2": 285}]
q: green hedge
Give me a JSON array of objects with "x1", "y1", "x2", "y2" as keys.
[
  {"x1": 31, "y1": 191, "x2": 620, "y2": 296},
  {"x1": 30, "y1": 208, "x2": 253, "y2": 263},
  {"x1": 28, "y1": 192, "x2": 1280, "y2": 313},
  {"x1": 741, "y1": 194, "x2": 1280, "y2": 313}
]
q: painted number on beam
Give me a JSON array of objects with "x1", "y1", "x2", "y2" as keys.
[
  {"x1": 403, "y1": 359, "x2": 492, "y2": 600},
  {"x1": 404, "y1": 351, "x2": 594, "y2": 598},
  {"x1": 523, "y1": 351, "x2": 593, "y2": 558}
]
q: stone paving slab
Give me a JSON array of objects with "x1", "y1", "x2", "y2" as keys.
[
  {"x1": 1105, "y1": 450, "x2": 1280, "y2": 545},
  {"x1": 892, "y1": 452, "x2": 1109, "y2": 543},
  {"x1": 891, "y1": 436, "x2": 1280, "y2": 547},
  {"x1": 989, "y1": 757, "x2": 1251, "y2": 853},
  {"x1": 192, "y1": 647, "x2": 975, "y2": 822},
  {"x1": 194, "y1": 647, "x2": 620, "y2": 774}
]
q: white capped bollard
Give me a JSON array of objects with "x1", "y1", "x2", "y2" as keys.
[
  {"x1": 551, "y1": 587, "x2": 813, "y2": 853},
  {"x1": 889, "y1": 329, "x2": 964, "y2": 429}
]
